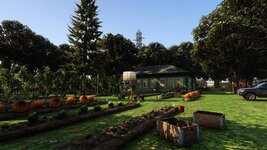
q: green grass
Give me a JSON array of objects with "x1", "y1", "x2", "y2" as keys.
[{"x1": 0, "y1": 92, "x2": 267, "y2": 150}]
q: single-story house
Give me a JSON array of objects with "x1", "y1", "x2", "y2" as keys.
[{"x1": 134, "y1": 65, "x2": 195, "y2": 93}]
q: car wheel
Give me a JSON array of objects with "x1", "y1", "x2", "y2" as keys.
[{"x1": 244, "y1": 93, "x2": 256, "y2": 100}]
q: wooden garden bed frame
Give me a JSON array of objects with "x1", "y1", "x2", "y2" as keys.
[
  {"x1": 193, "y1": 110, "x2": 226, "y2": 129},
  {"x1": 157, "y1": 118, "x2": 199, "y2": 147},
  {"x1": 0, "y1": 102, "x2": 140, "y2": 141},
  {"x1": 58, "y1": 105, "x2": 179, "y2": 150}
]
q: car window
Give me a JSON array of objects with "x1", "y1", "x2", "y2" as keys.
[{"x1": 259, "y1": 83, "x2": 267, "y2": 89}]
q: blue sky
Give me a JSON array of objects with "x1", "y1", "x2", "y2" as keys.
[{"x1": 0, "y1": 0, "x2": 222, "y2": 48}]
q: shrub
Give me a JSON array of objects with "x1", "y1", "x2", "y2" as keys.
[
  {"x1": 94, "y1": 105, "x2": 101, "y2": 111},
  {"x1": 117, "y1": 101, "x2": 123, "y2": 106},
  {"x1": 55, "y1": 110, "x2": 68, "y2": 119},
  {"x1": 108, "y1": 101, "x2": 114, "y2": 108},
  {"x1": 80, "y1": 105, "x2": 88, "y2": 113},
  {"x1": 27, "y1": 112, "x2": 39, "y2": 123}
]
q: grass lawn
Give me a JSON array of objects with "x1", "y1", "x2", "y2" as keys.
[{"x1": 0, "y1": 92, "x2": 267, "y2": 150}]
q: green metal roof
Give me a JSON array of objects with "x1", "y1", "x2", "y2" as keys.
[{"x1": 135, "y1": 65, "x2": 188, "y2": 76}]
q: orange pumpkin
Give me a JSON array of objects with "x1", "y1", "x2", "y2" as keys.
[
  {"x1": 48, "y1": 98, "x2": 61, "y2": 108},
  {"x1": 87, "y1": 95, "x2": 94, "y2": 102},
  {"x1": 30, "y1": 99, "x2": 45, "y2": 109},
  {"x1": 79, "y1": 96, "x2": 89, "y2": 104},
  {"x1": 0, "y1": 102, "x2": 5, "y2": 113},
  {"x1": 12, "y1": 101, "x2": 29, "y2": 113},
  {"x1": 65, "y1": 97, "x2": 77, "y2": 105}
]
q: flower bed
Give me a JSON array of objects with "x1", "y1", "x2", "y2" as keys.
[
  {"x1": 58, "y1": 105, "x2": 179, "y2": 150},
  {"x1": 0, "y1": 102, "x2": 140, "y2": 141},
  {"x1": 0, "y1": 99, "x2": 107, "y2": 120},
  {"x1": 193, "y1": 110, "x2": 226, "y2": 129},
  {"x1": 157, "y1": 118, "x2": 199, "y2": 147},
  {"x1": 184, "y1": 91, "x2": 201, "y2": 101}
]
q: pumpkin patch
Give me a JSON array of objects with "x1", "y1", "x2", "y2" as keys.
[
  {"x1": 0, "y1": 102, "x2": 5, "y2": 113},
  {"x1": 79, "y1": 96, "x2": 89, "y2": 104},
  {"x1": 87, "y1": 95, "x2": 94, "y2": 102},
  {"x1": 48, "y1": 98, "x2": 61, "y2": 108},
  {"x1": 12, "y1": 101, "x2": 29, "y2": 113},
  {"x1": 65, "y1": 97, "x2": 77, "y2": 105},
  {"x1": 30, "y1": 99, "x2": 45, "y2": 109}
]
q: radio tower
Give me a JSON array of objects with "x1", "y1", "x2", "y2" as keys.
[{"x1": 135, "y1": 29, "x2": 144, "y2": 49}]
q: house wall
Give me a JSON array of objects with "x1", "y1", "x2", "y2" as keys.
[{"x1": 135, "y1": 75, "x2": 194, "y2": 93}]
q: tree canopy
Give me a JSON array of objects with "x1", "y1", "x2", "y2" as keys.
[{"x1": 192, "y1": 0, "x2": 267, "y2": 89}]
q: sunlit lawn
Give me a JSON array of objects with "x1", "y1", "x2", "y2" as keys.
[{"x1": 0, "y1": 92, "x2": 267, "y2": 150}]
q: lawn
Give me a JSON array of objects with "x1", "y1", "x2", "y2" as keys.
[{"x1": 0, "y1": 92, "x2": 267, "y2": 150}]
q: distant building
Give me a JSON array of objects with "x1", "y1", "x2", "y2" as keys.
[{"x1": 134, "y1": 65, "x2": 195, "y2": 93}]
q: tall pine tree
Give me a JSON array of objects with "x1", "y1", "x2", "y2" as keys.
[{"x1": 68, "y1": 0, "x2": 102, "y2": 95}]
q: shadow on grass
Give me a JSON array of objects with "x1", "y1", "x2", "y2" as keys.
[
  {"x1": 202, "y1": 91, "x2": 233, "y2": 95},
  {"x1": 242, "y1": 99, "x2": 267, "y2": 102},
  {"x1": 0, "y1": 114, "x2": 133, "y2": 150},
  {"x1": 124, "y1": 118, "x2": 267, "y2": 150},
  {"x1": 143, "y1": 99, "x2": 181, "y2": 102}
]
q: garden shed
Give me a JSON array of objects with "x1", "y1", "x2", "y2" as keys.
[{"x1": 135, "y1": 65, "x2": 195, "y2": 93}]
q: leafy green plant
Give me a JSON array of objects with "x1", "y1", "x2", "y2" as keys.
[
  {"x1": 55, "y1": 110, "x2": 68, "y2": 119},
  {"x1": 108, "y1": 101, "x2": 114, "y2": 108},
  {"x1": 117, "y1": 101, "x2": 123, "y2": 106},
  {"x1": 94, "y1": 105, "x2": 101, "y2": 111},
  {"x1": 80, "y1": 105, "x2": 88, "y2": 113},
  {"x1": 27, "y1": 112, "x2": 39, "y2": 123}
]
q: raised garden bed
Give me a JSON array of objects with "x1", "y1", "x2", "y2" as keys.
[
  {"x1": 139, "y1": 93, "x2": 160, "y2": 97},
  {"x1": 158, "y1": 92, "x2": 174, "y2": 99},
  {"x1": 159, "y1": 94, "x2": 174, "y2": 99},
  {"x1": 58, "y1": 105, "x2": 179, "y2": 150},
  {"x1": 0, "y1": 102, "x2": 140, "y2": 141},
  {"x1": 157, "y1": 118, "x2": 199, "y2": 147},
  {"x1": 193, "y1": 110, "x2": 226, "y2": 129},
  {"x1": 0, "y1": 99, "x2": 107, "y2": 120}
]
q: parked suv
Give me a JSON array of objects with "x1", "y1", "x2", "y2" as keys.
[{"x1": 238, "y1": 82, "x2": 267, "y2": 100}]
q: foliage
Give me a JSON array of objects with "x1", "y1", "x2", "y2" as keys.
[
  {"x1": 35, "y1": 66, "x2": 54, "y2": 98},
  {"x1": 93, "y1": 104, "x2": 101, "y2": 111},
  {"x1": 68, "y1": 0, "x2": 102, "y2": 95},
  {"x1": 192, "y1": 0, "x2": 267, "y2": 89},
  {"x1": 108, "y1": 101, "x2": 114, "y2": 108},
  {"x1": 138, "y1": 42, "x2": 167, "y2": 66},
  {"x1": 99, "y1": 33, "x2": 138, "y2": 76},
  {"x1": 80, "y1": 105, "x2": 88, "y2": 113},
  {"x1": 55, "y1": 110, "x2": 68, "y2": 119},
  {"x1": 0, "y1": 20, "x2": 63, "y2": 70},
  {"x1": 0, "y1": 66, "x2": 33, "y2": 101},
  {"x1": 117, "y1": 101, "x2": 123, "y2": 106},
  {"x1": 27, "y1": 112, "x2": 39, "y2": 123}
]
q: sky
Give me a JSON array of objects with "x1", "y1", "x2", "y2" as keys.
[{"x1": 0, "y1": 0, "x2": 222, "y2": 48}]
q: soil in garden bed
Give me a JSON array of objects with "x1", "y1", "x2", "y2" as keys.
[
  {"x1": 194, "y1": 110, "x2": 224, "y2": 117},
  {"x1": 163, "y1": 118, "x2": 193, "y2": 128},
  {"x1": 0, "y1": 99, "x2": 107, "y2": 120},
  {"x1": 58, "y1": 105, "x2": 179, "y2": 150},
  {"x1": 0, "y1": 102, "x2": 140, "y2": 141}
]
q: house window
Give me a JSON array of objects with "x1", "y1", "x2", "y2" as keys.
[
  {"x1": 176, "y1": 78, "x2": 182, "y2": 88},
  {"x1": 160, "y1": 79, "x2": 165, "y2": 87},
  {"x1": 150, "y1": 79, "x2": 156, "y2": 88},
  {"x1": 169, "y1": 79, "x2": 174, "y2": 88},
  {"x1": 136, "y1": 79, "x2": 141, "y2": 88},
  {"x1": 143, "y1": 79, "x2": 148, "y2": 88}
]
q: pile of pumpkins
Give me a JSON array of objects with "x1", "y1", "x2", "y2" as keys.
[
  {"x1": 0, "y1": 95, "x2": 94, "y2": 113},
  {"x1": 184, "y1": 90, "x2": 201, "y2": 101}
]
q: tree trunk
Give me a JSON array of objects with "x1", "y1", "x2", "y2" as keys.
[
  {"x1": 214, "y1": 80, "x2": 220, "y2": 89},
  {"x1": 82, "y1": 72, "x2": 86, "y2": 95},
  {"x1": 232, "y1": 72, "x2": 239, "y2": 94}
]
